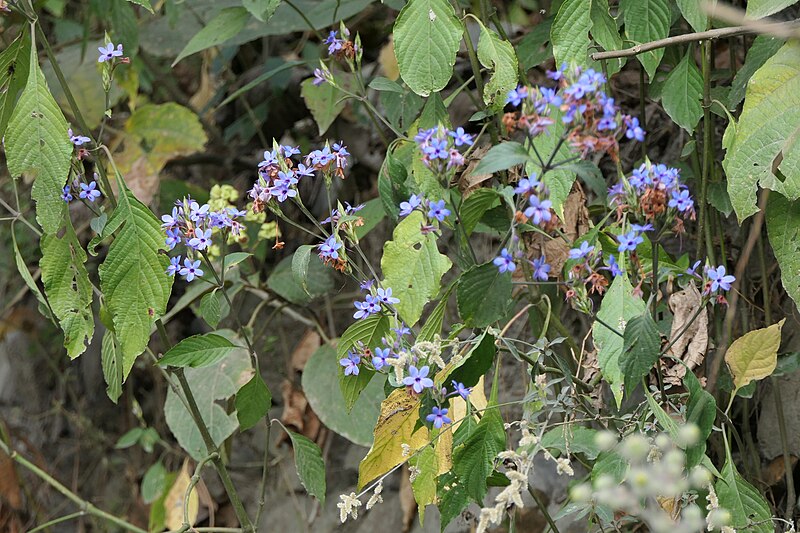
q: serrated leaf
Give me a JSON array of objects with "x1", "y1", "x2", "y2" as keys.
[
  {"x1": 287, "y1": 430, "x2": 326, "y2": 503},
  {"x1": 141, "y1": 461, "x2": 168, "y2": 504},
  {"x1": 457, "y1": 262, "x2": 512, "y2": 328},
  {"x1": 447, "y1": 332, "x2": 496, "y2": 389},
  {"x1": 337, "y1": 315, "x2": 390, "y2": 410},
  {"x1": 199, "y1": 289, "x2": 227, "y2": 328},
  {"x1": 620, "y1": 0, "x2": 670, "y2": 79},
  {"x1": 477, "y1": 22, "x2": 518, "y2": 111},
  {"x1": 173, "y1": 7, "x2": 251, "y2": 65},
  {"x1": 242, "y1": 0, "x2": 281, "y2": 22},
  {"x1": 716, "y1": 456, "x2": 773, "y2": 533},
  {"x1": 99, "y1": 184, "x2": 172, "y2": 369},
  {"x1": 593, "y1": 275, "x2": 646, "y2": 407},
  {"x1": 0, "y1": 30, "x2": 30, "y2": 139},
  {"x1": 393, "y1": 0, "x2": 463, "y2": 97},
  {"x1": 723, "y1": 41, "x2": 800, "y2": 221},
  {"x1": 101, "y1": 329, "x2": 123, "y2": 403},
  {"x1": 127, "y1": 0, "x2": 154, "y2": 13},
  {"x1": 235, "y1": 374, "x2": 271, "y2": 431},
  {"x1": 437, "y1": 471, "x2": 469, "y2": 530},
  {"x1": 746, "y1": 0, "x2": 798, "y2": 18},
  {"x1": 40, "y1": 218, "x2": 94, "y2": 358},
  {"x1": 766, "y1": 193, "x2": 800, "y2": 312},
  {"x1": 551, "y1": 0, "x2": 592, "y2": 70},
  {"x1": 662, "y1": 52, "x2": 703, "y2": 133},
  {"x1": 381, "y1": 211, "x2": 452, "y2": 326},
  {"x1": 461, "y1": 188, "x2": 501, "y2": 236},
  {"x1": 5, "y1": 41, "x2": 72, "y2": 234},
  {"x1": 619, "y1": 313, "x2": 661, "y2": 396},
  {"x1": 472, "y1": 141, "x2": 531, "y2": 176},
  {"x1": 724, "y1": 319, "x2": 784, "y2": 393},
  {"x1": 410, "y1": 445, "x2": 437, "y2": 524},
  {"x1": 452, "y1": 407, "x2": 505, "y2": 502},
  {"x1": 291, "y1": 244, "x2": 316, "y2": 295},
  {"x1": 590, "y1": 0, "x2": 625, "y2": 75},
  {"x1": 729, "y1": 36, "x2": 784, "y2": 109},
  {"x1": 158, "y1": 333, "x2": 239, "y2": 368},
  {"x1": 300, "y1": 77, "x2": 347, "y2": 135}
]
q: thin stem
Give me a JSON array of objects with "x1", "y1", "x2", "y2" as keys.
[
  {"x1": 28, "y1": 511, "x2": 87, "y2": 533},
  {"x1": 527, "y1": 486, "x2": 562, "y2": 533},
  {"x1": 698, "y1": 40, "x2": 713, "y2": 260},
  {"x1": 176, "y1": 452, "x2": 219, "y2": 532},
  {"x1": 254, "y1": 420, "x2": 271, "y2": 526}
]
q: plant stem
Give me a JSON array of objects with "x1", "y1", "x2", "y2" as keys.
[
  {"x1": 527, "y1": 486, "x2": 561, "y2": 533},
  {"x1": 698, "y1": 40, "x2": 714, "y2": 260}
]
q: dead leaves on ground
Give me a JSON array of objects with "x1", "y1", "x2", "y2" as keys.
[{"x1": 662, "y1": 282, "x2": 708, "y2": 386}]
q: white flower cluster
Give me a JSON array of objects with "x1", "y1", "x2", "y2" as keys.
[{"x1": 476, "y1": 449, "x2": 533, "y2": 533}]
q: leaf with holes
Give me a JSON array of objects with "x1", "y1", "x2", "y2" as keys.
[
  {"x1": 477, "y1": 22, "x2": 518, "y2": 111},
  {"x1": 662, "y1": 52, "x2": 703, "y2": 133},
  {"x1": 158, "y1": 333, "x2": 239, "y2": 368},
  {"x1": 620, "y1": 0, "x2": 671, "y2": 79},
  {"x1": 724, "y1": 319, "x2": 784, "y2": 393},
  {"x1": 393, "y1": 0, "x2": 463, "y2": 96}
]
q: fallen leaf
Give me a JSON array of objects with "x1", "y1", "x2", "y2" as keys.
[
  {"x1": 291, "y1": 330, "x2": 321, "y2": 373},
  {"x1": 663, "y1": 282, "x2": 708, "y2": 386},
  {"x1": 279, "y1": 380, "x2": 322, "y2": 444},
  {"x1": 164, "y1": 459, "x2": 199, "y2": 531},
  {"x1": 458, "y1": 145, "x2": 492, "y2": 195},
  {"x1": 762, "y1": 454, "x2": 798, "y2": 486}
]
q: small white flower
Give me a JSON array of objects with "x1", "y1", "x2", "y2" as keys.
[
  {"x1": 401, "y1": 443, "x2": 412, "y2": 457},
  {"x1": 409, "y1": 466, "x2": 420, "y2": 482},
  {"x1": 336, "y1": 492, "x2": 362, "y2": 523},
  {"x1": 556, "y1": 457, "x2": 574, "y2": 476},
  {"x1": 366, "y1": 481, "x2": 383, "y2": 510}
]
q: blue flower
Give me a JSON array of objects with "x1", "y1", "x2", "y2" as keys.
[
  {"x1": 296, "y1": 163, "x2": 315, "y2": 177},
  {"x1": 707, "y1": 265, "x2": 735, "y2": 292},
  {"x1": 514, "y1": 176, "x2": 539, "y2": 195},
  {"x1": 166, "y1": 256, "x2": 181, "y2": 276},
  {"x1": 79, "y1": 181, "x2": 101, "y2": 202},
  {"x1": 165, "y1": 228, "x2": 182, "y2": 250},
  {"x1": 493, "y1": 248, "x2": 516, "y2": 274},
  {"x1": 532, "y1": 256, "x2": 550, "y2": 281},
  {"x1": 372, "y1": 347, "x2": 391, "y2": 370},
  {"x1": 312, "y1": 68, "x2": 327, "y2": 86},
  {"x1": 605, "y1": 255, "x2": 623, "y2": 277},
  {"x1": 403, "y1": 365, "x2": 434, "y2": 394},
  {"x1": 161, "y1": 207, "x2": 180, "y2": 229},
  {"x1": 669, "y1": 189, "x2": 694, "y2": 212},
  {"x1": 97, "y1": 42, "x2": 123, "y2": 63},
  {"x1": 68, "y1": 128, "x2": 91, "y2": 146},
  {"x1": 354, "y1": 294, "x2": 381, "y2": 319},
  {"x1": 631, "y1": 223, "x2": 654, "y2": 233},
  {"x1": 188, "y1": 228, "x2": 212, "y2": 251},
  {"x1": 179, "y1": 258, "x2": 203, "y2": 282},
  {"x1": 523, "y1": 196, "x2": 553, "y2": 225},
  {"x1": 569, "y1": 241, "x2": 595, "y2": 260},
  {"x1": 339, "y1": 351, "x2": 361, "y2": 376},
  {"x1": 281, "y1": 145, "x2": 301, "y2": 157},
  {"x1": 625, "y1": 117, "x2": 646, "y2": 142},
  {"x1": 324, "y1": 30, "x2": 345, "y2": 55},
  {"x1": 506, "y1": 85, "x2": 528, "y2": 106},
  {"x1": 448, "y1": 127, "x2": 473, "y2": 147},
  {"x1": 399, "y1": 194, "x2": 422, "y2": 217},
  {"x1": 189, "y1": 201, "x2": 210, "y2": 222},
  {"x1": 428, "y1": 200, "x2": 450, "y2": 222},
  {"x1": 547, "y1": 62, "x2": 567, "y2": 81},
  {"x1": 62, "y1": 186, "x2": 73, "y2": 202},
  {"x1": 318, "y1": 236, "x2": 342, "y2": 260},
  {"x1": 597, "y1": 117, "x2": 617, "y2": 131},
  {"x1": 360, "y1": 279, "x2": 375, "y2": 291},
  {"x1": 423, "y1": 138, "x2": 449, "y2": 160},
  {"x1": 687, "y1": 260, "x2": 702, "y2": 276},
  {"x1": 392, "y1": 323, "x2": 411, "y2": 337},
  {"x1": 617, "y1": 231, "x2": 644, "y2": 253},
  {"x1": 376, "y1": 287, "x2": 400, "y2": 305},
  {"x1": 426, "y1": 407, "x2": 451, "y2": 429},
  {"x1": 450, "y1": 381, "x2": 471, "y2": 400}
]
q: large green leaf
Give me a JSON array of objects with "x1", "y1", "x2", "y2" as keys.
[
  {"x1": 620, "y1": 0, "x2": 670, "y2": 79},
  {"x1": 766, "y1": 193, "x2": 800, "y2": 312},
  {"x1": 125, "y1": 102, "x2": 208, "y2": 163},
  {"x1": 300, "y1": 77, "x2": 346, "y2": 135},
  {"x1": 158, "y1": 333, "x2": 239, "y2": 368},
  {"x1": 381, "y1": 211, "x2": 452, "y2": 326},
  {"x1": 287, "y1": 430, "x2": 327, "y2": 503},
  {"x1": 0, "y1": 31, "x2": 30, "y2": 139},
  {"x1": 676, "y1": 0, "x2": 707, "y2": 32},
  {"x1": 551, "y1": 0, "x2": 592, "y2": 70},
  {"x1": 746, "y1": 0, "x2": 798, "y2": 18},
  {"x1": 723, "y1": 41, "x2": 800, "y2": 222},
  {"x1": 729, "y1": 36, "x2": 784, "y2": 109},
  {"x1": 393, "y1": 0, "x2": 463, "y2": 96},
  {"x1": 661, "y1": 52, "x2": 703, "y2": 133},
  {"x1": 593, "y1": 275, "x2": 646, "y2": 407},
  {"x1": 337, "y1": 315, "x2": 390, "y2": 411},
  {"x1": 590, "y1": 0, "x2": 625, "y2": 74},
  {"x1": 98, "y1": 182, "x2": 173, "y2": 369},
  {"x1": 472, "y1": 141, "x2": 531, "y2": 175},
  {"x1": 173, "y1": 7, "x2": 251, "y2": 65},
  {"x1": 716, "y1": 456, "x2": 773, "y2": 533},
  {"x1": 477, "y1": 22, "x2": 518, "y2": 111},
  {"x1": 452, "y1": 407, "x2": 505, "y2": 502},
  {"x1": 619, "y1": 312, "x2": 661, "y2": 396},
  {"x1": 40, "y1": 217, "x2": 94, "y2": 358},
  {"x1": 5, "y1": 40, "x2": 72, "y2": 235},
  {"x1": 235, "y1": 374, "x2": 272, "y2": 431},
  {"x1": 302, "y1": 344, "x2": 384, "y2": 447},
  {"x1": 457, "y1": 262, "x2": 512, "y2": 328}
]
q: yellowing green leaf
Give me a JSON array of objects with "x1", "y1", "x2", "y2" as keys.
[
  {"x1": 725, "y1": 319, "x2": 785, "y2": 392},
  {"x1": 125, "y1": 102, "x2": 208, "y2": 166}
]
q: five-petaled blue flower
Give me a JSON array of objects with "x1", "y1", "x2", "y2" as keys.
[
  {"x1": 426, "y1": 407, "x2": 451, "y2": 429},
  {"x1": 625, "y1": 117, "x2": 645, "y2": 142},
  {"x1": 399, "y1": 194, "x2": 422, "y2": 217},
  {"x1": 606, "y1": 255, "x2": 623, "y2": 277},
  {"x1": 493, "y1": 248, "x2": 516, "y2": 274},
  {"x1": 403, "y1": 365, "x2": 434, "y2": 394},
  {"x1": 179, "y1": 258, "x2": 203, "y2": 282},
  {"x1": 669, "y1": 189, "x2": 694, "y2": 212},
  {"x1": 62, "y1": 186, "x2": 73, "y2": 203},
  {"x1": 532, "y1": 256, "x2": 550, "y2": 281},
  {"x1": 524, "y1": 196, "x2": 553, "y2": 225},
  {"x1": 514, "y1": 176, "x2": 539, "y2": 195},
  {"x1": 506, "y1": 86, "x2": 528, "y2": 106},
  {"x1": 79, "y1": 181, "x2": 102, "y2": 202},
  {"x1": 68, "y1": 128, "x2": 91, "y2": 146},
  {"x1": 392, "y1": 324, "x2": 411, "y2": 337},
  {"x1": 372, "y1": 347, "x2": 390, "y2": 370},
  {"x1": 318, "y1": 236, "x2": 342, "y2": 260},
  {"x1": 428, "y1": 200, "x2": 450, "y2": 222},
  {"x1": 339, "y1": 351, "x2": 361, "y2": 376},
  {"x1": 569, "y1": 241, "x2": 595, "y2": 260},
  {"x1": 354, "y1": 294, "x2": 381, "y2": 319},
  {"x1": 166, "y1": 256, "x2": 181, "y2": 276},
  {"x1": 707, "y1": 265, "x2": 735, "y2": 292},
  {"x1": 617, "y1": 231, "x2": 644, "y2": 253},
  {"x1": 98, "y1": 42, "x2": 123, "y2": 63},
  {"x1": 376, "y1": 287, "x2": 400, "y2": 305},
  {"x1": 448, "y1": 127, "x2": 473, "y2": 147},
  {"x1": 451, "y1": 381, "x2": 471, "y2": 400},
  {"x1": 188, "y1": 228, "x2": 212, "y2": 251}
]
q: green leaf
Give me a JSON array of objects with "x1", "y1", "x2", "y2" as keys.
[
  {"x1": 661, "y1": 52, "x2": 703, "y2": 133},
  {"x1": 5, "y1": 41, "x2": 73, "y2": 234},
  {"x1": 619, "y1": 313, "x2": 661, "y2": 396},
  {"x1": 173, "y1": 7, "x2": 251, "y2": 65},
  {"x1": 242, "y1": 0, "x2": 281, "y2": 22},
  {"x1": 158, "y1": 333, "x2": 239, "y2": 368},
  {"x1": 724, "y1": 319, "x2": 784, "y2": 393},
  {"x1": 127, "y1": 0, "x2": 154, "y2": 13},
  {"x1": 590, "y1": 0, "x2": 625, "y2": 75},
  {"x1": 369, "y1": 76, "x2": 404, "y2": 93},
  {"x1": 746, "y1": 0, "x2": 798, "y2": 18},
  {"x1": 729, "y1": 36, "x2": 784, "y2": 109},
  {"x1": 287, "y1": 430, "x2": 326, "y2": 503},
  {"x1": 477, "y1": 22, "x2": 518, "y2": 111},
  {"x1": 472, "y1": 141, "x2": 531, "y2": 175},
  {"x1": 125, "y1": 102, "x2": 208, "y2": 163},
  {"x1": 267, "y1": 254, "x2": 334, "y2": 305},
  {"x1": 453, "y1": 407, "x2": 505, "y2": 502},
  {"x1": 235, "y1": 374, "x2": 271, "y2": 431},
  {"x1": 199, "y1": 289, "x2": 227, "y2": 328},
  {"x1": 300, "y1": 77, "x2": 347, "y2": 135},
  {"x1": 115, "y1": 428, "x2": 143, "y2": 449},
  {"x1": 12, "y1": 224, "x2": 54, "y2": 324},
  {"x1": 0, "y1": 30, "x2": 30, "y2": 140},
  {"x1": 409, "y1": 445, "x2": 437, "y2": 524},
  {"x1": 302, "y1": 344, "x2": 384, "y2": 447},
  {"x1": 620, "y1": 0, "x2": 671, "y2": 79},
  {"x1": 684, "y1": 370, "x2": 716, "y2": 467},
  {"x1": 291, "y1": 244, "x2": 316, "y2": 296},
  {"x1": 40, "y1": 218, "x2": 94, "y2": 358},
  {"x1": 457, "y1": 262, "x2": 512, "y2": 328},
  {"x1": 101, "y1": 329, "x2": 123, "y2": 403},
  {"x1": 337, "y1": 315, "x2": 390, "y2": 410},
  {"x1": 593, "y1": 275, "x2": 646, "y2": 407},
  {"x1": 447, "y1": 332, "x2": 496, "y2": 388},
  {"x1": 540, "y1": 426, "x2": 600, "y2": 459},
  {"x1": 591, "y1": 451, "x2": 628, "y2": 483},
  {"x1": 141, "y1": 461, "x2": 168, "y2": 505},
  {"x1": 437, "y1": 472, "x2": 469, "y2": 531},
  {"x1": 112, "y1": 0, "x2": 140, "y2": 59},
  {"x1": 526, "y1": 106, "x2": 576, "y2": 218},
  {"x1": 766, "y1": 193, "x2": 800, "y2": 312},
  {"x1": 381, "y1": 211, "x2": 452, "y2": 326},
  {"x1": 551, "y1": 0, "x2": 592, "y2": 70},
  {"x1": 723, "y1": 41, "x2": 800, "y2": 221},
  {"x1": 716, "y1": 456, "x2": 773, "y2": 533},
  {"x1": 164, "y1": 338, "x2": 251, "y2": 460},
  {"x1": 461, "y1": 188, "x2": 501, "y2": 236},
  {"x1": 417, "y1": 283, "x2": 455, "y2": 342},
  {"x1": 393, "y1": 0, "x2": 463, "y2": 96},
  {"x1": 517, "y1": 18, "x2": 553, "y2": 71},
  {"x1": 676, "y1": 0, "x2": 708, "y2": 32}
]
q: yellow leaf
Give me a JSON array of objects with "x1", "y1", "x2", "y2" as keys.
[
  {"x1": 725, "y1": 319, "x2": 785, "y2": 392},
  {"x1": 125, "y1": 103, "x2": 208, "y2": 164},
  {"x1": 163, "y1": 459, "x2": 199, "y2": 530},
  {"x1": 379, "y1": 37, "x2": 400, "y2": 81}
]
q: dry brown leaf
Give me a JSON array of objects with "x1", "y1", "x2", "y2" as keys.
[
  {"x1": 189, "y1": 52, "x2": 219, "y2": 113},
  {"x1": 523, "y1": 181, "x2": 590, "y2": 276},
  {"x1": 457, "y1": 145, "x2": 492, "y2": 195},
  {"x1": 657, "y1": 496, "x2": 682, "y2": 520},
  {"x1": 164, "y1": 459, "x2": 199, "y2": 531},
  {"x1": 0, "y1": 448, "x2": 21, "y2": 510},
  {"x1": 762, "y1": 454, "x2": 798, "y2": 486},
  {"x1": 278, "y1": 380, "x2": 323, "y2": 444},
  {"x1": 400, "y1": 465, "x2": 416, "y2": 532},
  {"x1": 290, "y1": 330, "x2": 321, "y2": 373},
  {"x1": 662, "y1": 283, "x2": 708, "y2": 386}
]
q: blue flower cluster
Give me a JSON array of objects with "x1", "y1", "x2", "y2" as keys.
[
  {"x1": 414, "y1": 125, "x2": 473, "y2": 174},
  {"x1": 609, "y1": 162, "x2": 695, "y2": 229},
  {"x1": 398, "y1": 194, "x2": 451, "y2": 231},
  {"x1": 353, "y1": 284, "x2": 400, "y2": 319},
  {"x1": 62, "y1": 174, "x2": 102, "y2": 204},
  {"x1": 323, "y1": 29, "x2": 355, "y2": 59}
]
